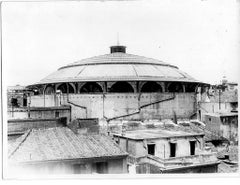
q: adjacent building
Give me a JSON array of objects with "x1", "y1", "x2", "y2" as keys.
[
  {"x1": 8, "y1": 127, "x2": 128, "y2": 175},
  {"x1": 7, "y1": 85, "x2": 28, "y2": 108},
  {"x1": 112, "y1": 124, "x2": 219, "y2": 173},
  {"x1": 204, "y1": 113, "x2": 238, "y2": 144}
]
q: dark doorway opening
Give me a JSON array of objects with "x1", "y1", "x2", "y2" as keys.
[
  {"x1": 190, "y1": 141, "x2": 196, "y2": 155},
  {"x1": 23, "y1": 97, "x2": 27, "y2": 107},
  {"x1": 96, "y1": 162, "x2": 108, "y2": 174},
  {"x1": 147, "y1": 144, "x2": 155, "y2": 155},
  {"x1": 170, "y1": 143, "x2": 176, "y2": 157}
]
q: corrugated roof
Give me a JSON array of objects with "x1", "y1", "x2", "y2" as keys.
[
  {"x1": 32, "y1": 52, "x2": 201, "y2": 85},
  {"x1": 8, "y1": 127, "x2": 128, "y2": 163}
]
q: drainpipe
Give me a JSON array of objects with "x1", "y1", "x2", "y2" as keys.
[{"x1": 66, "y1": 84, "x2": 88, "y2": 119}]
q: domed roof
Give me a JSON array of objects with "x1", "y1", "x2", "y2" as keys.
[{"x1": 33, "y1": 46, "x2": 201, "y2": 85}]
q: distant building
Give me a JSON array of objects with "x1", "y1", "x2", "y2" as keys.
[
  {"x1": 8, "y1": 127, "x2": 128, "y2": 175},
  {"x1": 204, "y1": 113, "x2": 238, "y2": 144},
  {"x1": 225, "y1": 82, "x2": 238, "y2": 92},
  {"x1": 112, "y1": 124, "x2": 219, "y2": 173},
  {"x1": 198, "y1": 89, "x2": 238, "y2": 120},
  {"x1": 7, "y1": 85, "x2": 29, "y2": 108}
]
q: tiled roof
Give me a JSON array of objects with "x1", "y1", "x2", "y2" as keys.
[
  {"x1": 31, "y1": 52, "x2": 201, "y2": 85},
  {"x1": 8, "y1": 127, "x2": 128, "y2": 163}
]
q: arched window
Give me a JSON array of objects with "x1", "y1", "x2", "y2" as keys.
[
  {"x1": 80, "y1": 82, "x2": 103, "y2": 93},
  {"x1": 185, "y1": 83, "x2": 197, "y2": 92},
  {"x1": 45, "y1": 85, "x2": 55, "y2": 94},
  {"x1": 57, "y1": 83, "x2": 74, "y2": 93},
  {"x1": 109, "y1": 82, "x2": 134, "y2": 93},
  {"x1": 141, "y1": 82, "x2": 162, "y2": 93},
  {"x1": 168, "y1": 82, "x2": 184, "y2": 92}
]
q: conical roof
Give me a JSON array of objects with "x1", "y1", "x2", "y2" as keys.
[{"x1": 33, "y1": 46, "x2": 201, "y2": 85}]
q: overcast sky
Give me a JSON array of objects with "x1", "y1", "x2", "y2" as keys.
[{"x1": 2, "y1": 0, "x2": 240, "y2": 86}]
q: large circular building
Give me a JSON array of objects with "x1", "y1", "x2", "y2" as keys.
[{"x1": 28, "y1": 46, "x2": 203, "y2": 121}]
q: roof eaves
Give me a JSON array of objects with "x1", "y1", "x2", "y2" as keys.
[{"x1": 13, "y1": 154, "x2": 129, "y2": 165}]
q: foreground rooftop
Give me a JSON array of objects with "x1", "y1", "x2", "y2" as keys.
[{"x1": 8, "y1": 127, "x2": 128, "y2": 164}]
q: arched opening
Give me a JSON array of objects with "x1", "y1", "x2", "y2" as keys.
[
  {"x1": 168, "y1": 82, "x2": 184, "y2": 92},
  {"x1": 109, "y1": 81, "x2": 134, "y2": 93},
  {"x1": 141, "y1": 82, "x2": 162, "y2": 93},
  {"x1": 185, "y1": 83, "x2": 197, "y2": 92},
  {"x1": 57, "y1": 83, "x2": 74, "y2": 93},
  {"x1": 45, "y1": 85, "x2": 55, "y2": 94},
  {"x1": 80, "y1": 82, "x2": 103, "y2": 93}
]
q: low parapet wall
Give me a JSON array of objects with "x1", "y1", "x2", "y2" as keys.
[
  {"x1": 8, "y1": 117, "x2": 67, "y2": 134},
  {"x1": 8, "y1": 106, "x2": 71, "y2": 123}
]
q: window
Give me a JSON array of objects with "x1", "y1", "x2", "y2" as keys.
[
  {"x1": 55, "y1": 111, "x2": 60, "y2": 118},
  {"x1": 141, "y1": 82, "x2": 162, "y2": 93},
  {"x1": 95, "y1": 162, "x2": 108, "y2": 174},
  {"x1": 170, "y1": 143, "x2": 176, "y2": 157},
  {"x1": 190, "y1": 141, "x2": 196, "y2": 155},
  {"x1": 109, "y1": 82, "x2": 134, "y2": 93},
  {"x1": 147, "y1": 144, "x2": 155, "y2": 155},
  {"x1": 11, "y1": 98, "x2": 18, "y2": 107}
]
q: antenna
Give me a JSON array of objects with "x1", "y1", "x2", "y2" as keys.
[{"x1": 117, "y1": 32, "x2": 120, "y2": 45}]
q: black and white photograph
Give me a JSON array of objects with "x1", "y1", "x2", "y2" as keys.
[{"x1": 1, "y1": 0, "x2": 239, "y2": 179}]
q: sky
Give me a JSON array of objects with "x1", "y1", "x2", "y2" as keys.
[{"x1": 2, "y1": 0, "x2": 240, "y2": 86}]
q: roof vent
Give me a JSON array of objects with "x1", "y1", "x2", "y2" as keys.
[{"x1": 110, "y1": 46, "x2": 126, "y2": 53}]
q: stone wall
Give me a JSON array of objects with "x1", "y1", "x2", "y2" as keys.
[{"x1": 30, "y1": 93, "x2": 196, "y2": 120}]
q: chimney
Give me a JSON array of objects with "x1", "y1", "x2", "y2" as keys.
[{"x1": 110, "y1": 46, "x2": 126, "y2": 53}]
